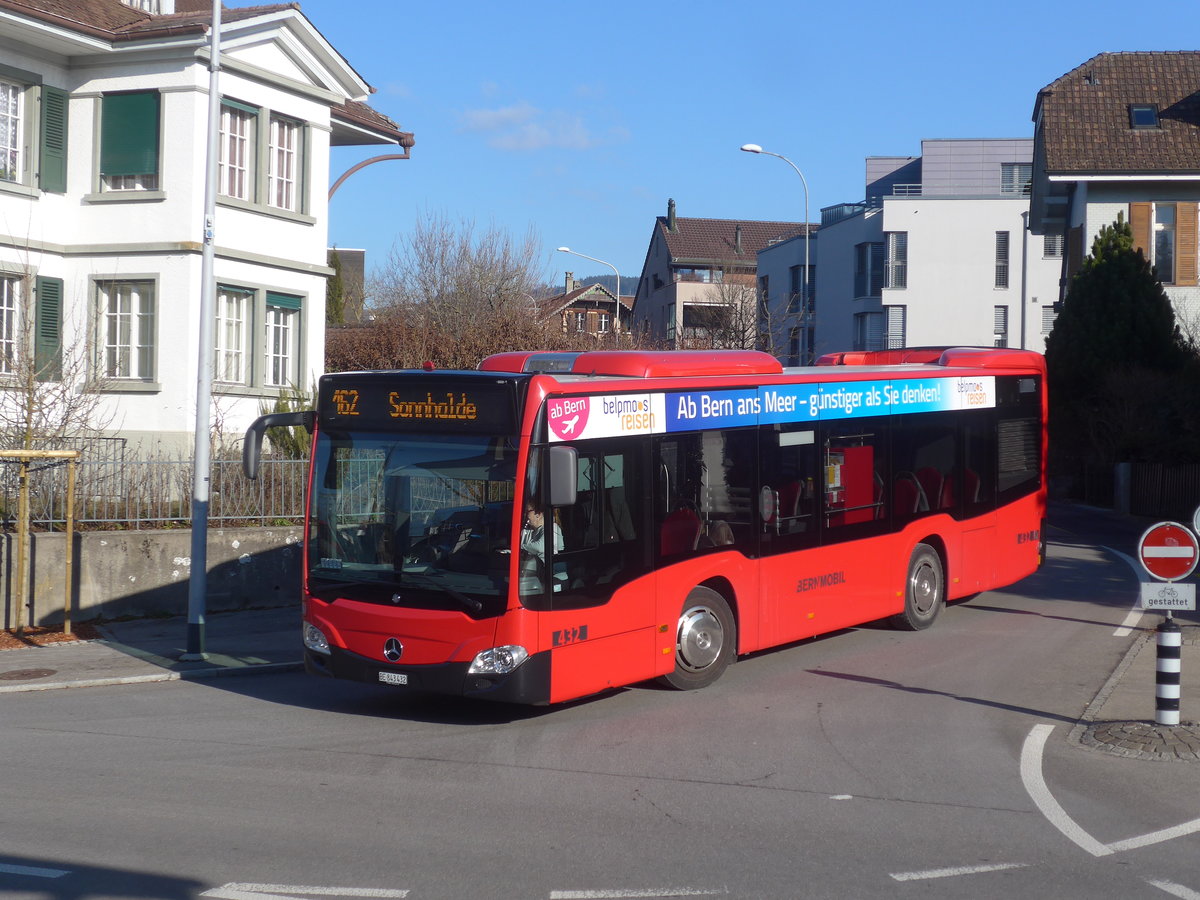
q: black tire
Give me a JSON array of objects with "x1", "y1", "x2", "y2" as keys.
[
  {"x1": 892, "y1": 543, "x2": 943, "y2": 631},
  {"x1": 660, "y1": 586, "x2": 736, "y2": 690}
]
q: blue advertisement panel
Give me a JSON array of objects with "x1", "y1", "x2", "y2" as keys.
[{"x1": 547, "y1": 377, "x2": 997, "y2": 441}]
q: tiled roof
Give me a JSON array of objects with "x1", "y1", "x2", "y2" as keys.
[
  {"x1": 660, "y1": 216, "x2": 810, "y2": 264},
  {"x1": 1036, "y1": 51, "x2": 1200, "y2": 174},
  {"x1": 0, "y1": 0, "x2": 297, "y2": 39},
  {"x1": 333, "y1": 100, "x2": 413, "y2": 147},
  {"x1": 537, "y1": 284, "x2": 631, "y2": 319}
]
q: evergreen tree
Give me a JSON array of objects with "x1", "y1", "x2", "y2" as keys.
[{"x1": 1045, "y1": 213, "x2": 1196, "y2": 469}]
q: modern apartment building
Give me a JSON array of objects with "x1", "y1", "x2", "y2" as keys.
[{"x1": 811, "y1": 139, "x2": 1062, "y2": 355}]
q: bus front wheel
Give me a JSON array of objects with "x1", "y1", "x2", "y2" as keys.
[
  {"x1": 661, "y1": 587, "x2": 736, "y2": 690},
  {"x1": 892, "y1": 543, "x2": 943, "y2": 631}
]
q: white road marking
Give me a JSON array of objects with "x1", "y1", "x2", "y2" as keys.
[
  {"x1": 550, "y1": 890, "x2": 727, "y2": 899},
  {"x1": 0, "y1": 862, "x2": 70, "y2": 878},
  {"x1": 1102, "y1": 546, "x2": 1146, "y2": 636},
  {"x1": 1147, "y1": 879, "x2": 1200, "y2": 900},
  {"x1": 829, "y1": 794, "x2": 853, "y2": 800},
  {"x1": 889, "y1": 862, "x2": 1028, "y2": 881},
  {"x1": 1020, "y1": 724, "x2": 1112, "y2": 857},
  {"x1": 202, "y1": 886, "x2": 408, "y2": 900},
  {"x1": 1022, "y1": 725, "x2": 1200, "y2": 857}
]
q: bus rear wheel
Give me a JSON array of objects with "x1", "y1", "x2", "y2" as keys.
[
  {"x1": 661, "y1": 587, "x2": 736, "y2": 690},
  {"x1": 892, "y1": 543, "x2": 943, "y2": 631}
]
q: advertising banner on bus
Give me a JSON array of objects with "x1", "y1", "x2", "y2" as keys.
[{"x1": 547, "y1": 376, "x2": 996, "y2": 443}]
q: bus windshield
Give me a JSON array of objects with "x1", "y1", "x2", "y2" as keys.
[{"x1": 308, "y1": 430, "x2": 519, "y2": 609}]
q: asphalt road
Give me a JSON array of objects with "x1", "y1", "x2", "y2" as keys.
[{"x1": 3, "y1": 509, "x2": 1199, "y2": 900}]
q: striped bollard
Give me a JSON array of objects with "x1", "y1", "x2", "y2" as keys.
[{"x1": 1156, "y1": 616, "x2": 1182, "y2": 726}]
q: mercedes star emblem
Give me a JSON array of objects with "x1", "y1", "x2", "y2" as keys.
[{"x1": 383, "y1": 638, "x2": 403, "y2": 662}]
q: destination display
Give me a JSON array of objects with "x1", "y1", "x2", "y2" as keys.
[
  {"x1": 319, "y1": 376, "x2": 520, "y2": 433},
  {"x1": 546, "y1": 376, "x2": 996, "y2": 443}
]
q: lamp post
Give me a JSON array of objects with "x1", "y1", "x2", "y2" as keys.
[
  {"x1": 556, "y1": 247, "x2": 620, "y2": 340},
  {"x1": 740, "y1": 143, "x2": 811, "y2": 363}
]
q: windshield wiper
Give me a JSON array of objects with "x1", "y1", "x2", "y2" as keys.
[{"x1": 401, "y1": 571, "x2": 484, "y2": 614}]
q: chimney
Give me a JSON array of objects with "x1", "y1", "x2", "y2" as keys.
[
  {"x1": 564, "y1": 271, "x2": 575, "y2": 293},
  {"x1": 667, "y1": 198, "x2": 677, "y2": 232},
  {"x1": 735, "y1": 224, "x2": 743, "y2": 254}
]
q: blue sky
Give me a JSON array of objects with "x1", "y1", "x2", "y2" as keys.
[{"x1": 310, "y1": 0, "x2": 1197, "y2": 288}]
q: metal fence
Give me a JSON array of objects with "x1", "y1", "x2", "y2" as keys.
[
  {"x1": 0, "y1": 457, "x2": 307, "y2": 529},
  {"x1": 1130, "y1": 462, "x2": 1200, "y2": 521}
]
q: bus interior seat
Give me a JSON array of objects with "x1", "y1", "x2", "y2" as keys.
[
  {"x1": 916, "y1": 467, "x2": 943, "y2": 510},
  {"x1": 660, "y1": 506, "x2": 701, "y2": 556}
]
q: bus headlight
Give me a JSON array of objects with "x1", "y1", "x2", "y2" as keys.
[
  {"x1": 468, "y1": 645, "x2": 529, "y2": 675},
  {"x1": 304, "y1": 623, "x2": 331, "y2": 656}
]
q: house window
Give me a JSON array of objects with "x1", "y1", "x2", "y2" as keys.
[
  {"x1": 1041, "y1": 305, "x2": 1057, "y2": 336},
  {"x1": 854, "y1": 242, "x2": 884, "y2": 298},
  {"x1": 1155, "y1": 204, "x2": 1176, "y2": 284},
  {"x1": 853, "y1": 311, "x2": 883, "y2": 351},
  {"x1": 885, "y1": 232, "x2": 907, "y2": 289},
  {"x1": 219, "y1": 101, "x2": 257, "y2": 201},
  {"x1": 0, "y1": 275, "x2": 18, "y2": 374},
  {"x1": 0, "y1": 79, "x2": 22, "y2": 183},
  {"x1": 97, "y1": 280, "x2": 155, "y2": 380},
  {"x1": 265, "y1": 293, "x2": 301, "y2": 387},
  {"x1": 100, "y1": 92, "x2": 160, "y2": 191},
  {"x1": 1043, "y1": 233, "x2": 1064, "y2": 258},
  {"x1": 598, "y1": 312, "x2": 611, "y2": 333},
  {"x1": 1130, "y1": 202, "x2": 1197, "y2": 286},
  {"x1": 885, "y1": 305, "x2": 906, "y2": 349},
  {"x1": 572, "y1": 311, "x2": 586, "y2": 332},
  {"x1": 215, "y1": 286, "x2": 253, "y2": 384},
  {"x1": 995, "y1": 232, "x2": 1010, "y2": 289},
  {"x1": 1130, "y1": 105, "x2": 1159, "y2": 128},
  {"x1": 1001, "y1": 163, "x2": 1032, "y2": 196},
  {"x1": 994, "y1": 305, "x2": 1009, "y2": 348},
  {"x1": 673, "y1": 267, "x2": 723, "y2": 284},
  {"x1": 268, "y1": 115, "x2": 300, "y2": 211}
]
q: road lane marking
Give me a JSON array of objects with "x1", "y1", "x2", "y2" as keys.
[
  {"x1": 550, "y1": 890, "x2": 727, "y2": 899},
  {"x1": 1022, "y1": 725, "x2": 1200, "y2": 857},
  {"x1": 0, "y1": 862, "x2": 70, "y2": 878},
  {"x1": 1103, "y1": 546, "x2": 1146, "y2": 636},
  {"x1": 202, "y1": 886, "x2": 408, "y2": 900},
  {"x1": 889, "y1": 863, "x2": 1028, "y2": 881},
  {"x1": 1148, "y1": 880, "x2": 1200, "y2": 899},
  {"x1": 1020, "y1": 724, "x2": 1112, "y2": 857}
]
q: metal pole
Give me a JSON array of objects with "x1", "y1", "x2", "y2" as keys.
[
  {"x1": 15, "y1": 460, "x2": 28, "y2": 635},
  {"x1": 64, "y1": 458, "x2": 75, "y2": 636},
  {"x1": 184, "y1": 0, "x2": 222, "y2": 660},
  {"x1": 1156, "y1": 613, "x2": 1182, "y2": 726}
]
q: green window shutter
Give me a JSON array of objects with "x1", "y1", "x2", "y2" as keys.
[
  {"x1": 222, "y1": 98, "x2": 260, "y2": 115},
  {"x1": 39, "y1": 85, "x2": 68, "y2": 193},
  {"x1": 34, "y1": 276, "x2": 63, "y2": 382},
  {"x1": 100, "y1": 92, "x2": 160, "y2": 177},
  {"x1": 266, "y1": 292, "x2": 302, "y2": 310}
]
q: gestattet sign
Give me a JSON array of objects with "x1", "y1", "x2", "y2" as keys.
[{"x1": 1137, "y1": 521, "x2": 1199, "y2": 582}]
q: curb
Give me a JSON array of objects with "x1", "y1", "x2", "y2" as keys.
[{"x1": 0, "y1": 660, "x2": 303, "y2": 694}]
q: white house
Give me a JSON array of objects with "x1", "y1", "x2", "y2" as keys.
[
  {"x1": 1030, "y1": 51, "x2": 1200, "y2": 332},
  {"x1": 0, "y1": 0, "x2": 411, "y2": 457},
  {"x1": 812, "y1": 139, "x2": 1061, "y2": 355}
]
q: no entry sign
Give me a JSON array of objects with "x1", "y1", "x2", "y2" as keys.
[{"x1": 1138, "y1": 521, "x2": 1200, "y2": 582}]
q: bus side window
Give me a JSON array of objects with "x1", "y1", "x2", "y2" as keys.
[
  {"x1": 759, "y1": 425, "x2": 819, "y2": 554},
  {"x1": 891, "y1": 414, "x2": 957, "y2": 521},
  {"x1": 657, "y1": 430, "x2": 756, "y2": 559},
  {"x1": 822, "y1": 420, "x2": 888, "y2": 539}
]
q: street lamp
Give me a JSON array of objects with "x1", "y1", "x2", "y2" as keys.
[
  {"x1": 741, "y1": 143, "x2": 811, "y2": 363},
  {"x1": 556, "y1": 247, "x2": 621, "y2": 339}
]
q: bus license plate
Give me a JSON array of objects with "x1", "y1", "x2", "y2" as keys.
[{"x1": 378, "y1": 671, "x2": 408, "y2": 686}]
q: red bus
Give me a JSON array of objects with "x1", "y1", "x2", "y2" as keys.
[{"x1": 243, "y1": 347, "x2": 1046, "y2": 705}]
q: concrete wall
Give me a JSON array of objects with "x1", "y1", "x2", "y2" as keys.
[{"x1": 2, "y1": 526, "x2": 303, "y2": 628}]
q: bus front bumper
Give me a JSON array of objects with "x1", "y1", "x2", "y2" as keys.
[{"x1": 306, "y1": 646, "x2": 551, "y2": 705}]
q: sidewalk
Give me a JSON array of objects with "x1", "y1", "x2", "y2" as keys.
[{"x1": 0, "y1": 605, "x2": 303, "y2": 693}]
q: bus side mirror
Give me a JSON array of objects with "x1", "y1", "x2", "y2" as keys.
[
  {"x1": 242, "y1": 411, "x2": 315, "y2": 479},
  {"x1": 548, "y1": 445, "x2": 578, "y2": 507}
]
